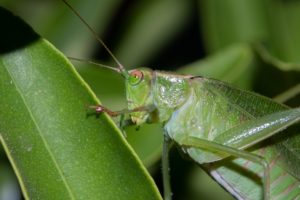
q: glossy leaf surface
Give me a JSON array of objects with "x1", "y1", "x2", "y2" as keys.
[{"x1": 0, "y1": 7, "x2": 161, "y2": 200}]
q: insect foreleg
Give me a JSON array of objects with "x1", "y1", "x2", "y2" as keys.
[
  {"x1": 179, "y1": 136, "x2": 270, "y2": 200},
  {"x1": 162, "y1": 133, "x2": 172, "y2": 200},
  {"x1": 88, "y1": 105, "x2": 154, "y2": 116}
]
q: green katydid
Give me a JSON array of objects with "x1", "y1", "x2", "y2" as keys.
[{"x1": 62, "y1": 0, "x2": 300, "y2": 199}]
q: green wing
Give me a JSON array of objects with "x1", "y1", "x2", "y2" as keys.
[
  {"x1": 201, "y1": 78, "x2": 300, "y2": 199},
  {"x1": 165, "y1": 76, "x2": 300, "y2": 199},
  {"x1": 167, "y1": 77, "x2": 288, "y2": 163}
]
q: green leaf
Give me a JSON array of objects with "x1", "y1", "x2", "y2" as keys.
[
  {"x1": 256, "y1": 44, "x2": 300, "y2": 71},
  {"x1": 199, "y1": 0, "x2": 300, "y2": 71},
  {"x1": 199, "y1": 0, "x2": 267, "y2": 52},
  {"x1": 263, "y1": 0, "x2": 300, "y2": 67},
  {"x1": 0, "y1": 7, "x2": 161, "y2": 200},
  {"x1": 43, "y1": 0, "x2": 122, "y2": 58},
  {"x1": 113, "y1": 0, "x2": 193, "y2": 67},
  {"x1": 178, "y1": 44, "x2": 255, "y2": 89},
  {"x1": 2, "y1": 0, "x2": 122, "y2": 58}
]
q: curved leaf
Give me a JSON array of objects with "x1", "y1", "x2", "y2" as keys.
[{"x1": 0, "y1": 7, "x2": 161, "y2": 200}]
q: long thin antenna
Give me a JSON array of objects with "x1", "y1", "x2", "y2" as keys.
[
  {"x1": 67, "y1": 56, "x2": 121, "y2": 73},
  {"x1": 62, "y1": 0, "x2": 127, "y2": 75}
]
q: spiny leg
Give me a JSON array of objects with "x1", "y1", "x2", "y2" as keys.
[
  {"x1": 88, "y1": 105, "x2": 154, "y2": 116},
  {"x1": 162, "y1": 133, "x2": 172, "y2": 200},
  {"x1": 180, "y1": 136, "x2": 270, "y2": 200}
]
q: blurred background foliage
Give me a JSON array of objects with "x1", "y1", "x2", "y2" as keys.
[{"x1": 1, "y1": 0, "x2": 299, "y2": 199}]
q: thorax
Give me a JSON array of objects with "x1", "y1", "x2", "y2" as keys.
[{"x1": 149, "y1": 71, "x2": 191, "y2": 123}]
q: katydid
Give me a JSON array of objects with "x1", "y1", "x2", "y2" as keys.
[{"x1": 62, "y1": 0, "x2": 300, "y2": 199}]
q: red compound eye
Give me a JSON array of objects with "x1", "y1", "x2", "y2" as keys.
[{"x1": 129, "y1": 70, "x2": 143, "y2": 85}]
